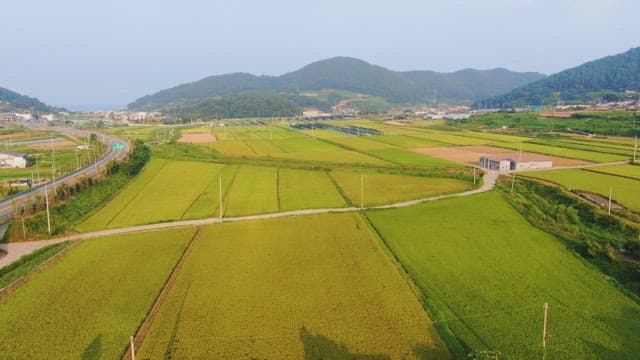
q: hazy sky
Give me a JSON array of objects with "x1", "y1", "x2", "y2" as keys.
[{"x1": 1, "y1": 0, "x2": 638, "y2": 110}]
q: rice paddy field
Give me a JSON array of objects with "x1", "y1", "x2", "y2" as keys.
[
  {"x1": 79, "y1": 157, "x2": 471, "y2": 229},
  {"x1": 0, "y1": 228, "x2": 196, "y2": 359},
  {"x1": 330, "y1": 170, "x2": 472, "y2": 207},
  {"x1": 137, "y1": 214, "x2": 449, "y2": 359},
  {"x1": 522, "y1": 168, "x2": 640, "y2": 211},
  {"x1": 588, "y1": 163, "x2": 640, "y2": 180},
  {"x1": 366, "y1": 192, "x2": 640, "y2": 359}
]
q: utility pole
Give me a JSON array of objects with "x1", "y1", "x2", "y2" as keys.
[
  {"x1": 542, "y1": 303, "x2": 549, "y2": 350},
  {"x1": 219, "y1": 175, "x2": 223, "y2": 222},
  {"x1": 360, "y1": 174, "x2": 364, "y2": 209},
  {"x1": 473, "y1": 166, "x2": 476, "y2": 185},
  {"x1": 634, "y1": 136, "x2": 638, "y2": 163},
  {"x1": 44, "y1": 185, "x2": 51, "y2": 235},
  {"x1": 35, "y1": 156, "x2": 40, "y2": 183},
  {"x1": 51, "y1": 147, "x2": 57, "y2": 195},
  {"x1": 75, "y1": 150, "x2": 80, "y2": 170},
  {"x1": 511, "y1": 172, "x2": 516, "y2": 192},
  {"x1": 130, "y1": 335, "x2": 136, "y2": 360},
  {"x1": 608, "y1": 186, "x2": 613, "y2": 215}
]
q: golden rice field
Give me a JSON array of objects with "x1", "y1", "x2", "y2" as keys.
[{"x1": 137, "y1": 214, "x2": 449, "y2": 359}]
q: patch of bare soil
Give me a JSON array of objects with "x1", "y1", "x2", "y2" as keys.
[
  {"x1": 410, "y1": 145, "x2": 590, "y2": 167},
  {"x1": 178, "y1": 133, "x2": 217, "y2": 143}
]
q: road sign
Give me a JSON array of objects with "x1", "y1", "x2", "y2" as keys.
[{"x1": 112, "y1": 143, "x2": 124, "y2": 150}]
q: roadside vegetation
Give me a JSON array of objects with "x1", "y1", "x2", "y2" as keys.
[{"x1": 3, "y1": 139, "x2": 149, "y2": 241}]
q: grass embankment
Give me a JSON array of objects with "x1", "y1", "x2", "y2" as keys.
[
  {"x1": 523, "y1": 168, "x2": 640, "y2": 211},
  {"x1": 501, "y1": 177, "x2": 640, "y2": 295},
  {"x1": 367, "y1": 192, "x2": 640, "y2": 359},
  {"x1": 4, "y1": 140, "x2": 150, "y2": 241},
  {"x1": 0, "y1": 228, "x2": 196, "y2": 359},
  {"x1": 137, "y1": 214, "x2": 449, "y2": 359}
]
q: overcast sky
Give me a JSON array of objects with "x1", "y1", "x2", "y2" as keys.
[{"x1": 1, "y1": 0, "x2": 638, "y2": 110}]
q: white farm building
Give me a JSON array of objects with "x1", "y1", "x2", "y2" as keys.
[
  {"x1": 0, "y1": 152, "x2": 28, "y2": 168},
  {"x1": 479, "y1": 156, "x2": 552, "y2": 172}
]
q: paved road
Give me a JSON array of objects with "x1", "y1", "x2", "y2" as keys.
[
  {"x1": 0, "y1": 159, "x2": 631, "y2": 269},
  {"x1": 0, "y1": 124, "x2": 130, "y2": 220}
]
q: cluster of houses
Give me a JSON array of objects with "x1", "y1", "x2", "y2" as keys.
[{"x1": 87, "y1": 110, "x2": 163, "y2": 124}]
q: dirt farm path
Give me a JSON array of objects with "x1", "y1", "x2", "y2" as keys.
[{"x1": 0, "y1": 160, "x2": 630, "y2": 269}]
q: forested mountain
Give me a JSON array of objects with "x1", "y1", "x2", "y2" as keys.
[
  {"x1": 475, "y1": 47, "x2": 640, "y2": 108},
  {"x1": 0, "y1": 86, "x2": 54, "y2": 112},
  {"x1": 128, "y1": 57, "x2": 545, "y2": 111},
  {"x1": 161, "y1": 92, "x2": 301, "y2": 118}
]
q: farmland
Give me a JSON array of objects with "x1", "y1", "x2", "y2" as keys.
[
  {"x1": 522, "y1": 168, "x2": 640, "y2": 211},
  {"x1": 3, "y1": 116, "x2": 640, "y2": 359},
  {"x1": 78, "y1": 159, "x2": 228, "y2": 230},
  {"x1": 0, "y1": 228, "x2": 195, "y2": 359},
  {"x1": 367, "y1": 192, "x2": 640, "y2": 359},
  {"x1": 79, "y1": 157, "x2": 472, "y2": 228},
  {"x1": 330, "y1": 170, "x2": 472, "y2": 207},
  {"x1": 137, "y1": 214, "x2": 449, "y2": 359}
]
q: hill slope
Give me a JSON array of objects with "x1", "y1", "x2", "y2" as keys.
[
  {"x1": 475, "y1": 47, "x2": 640, "y2": 108},
  {"x1": 0, "y1": 86, "x2": 54, "y2": 112},
  {"x1": 128, "y1": 57, "x2": 545, "y2": 111}
]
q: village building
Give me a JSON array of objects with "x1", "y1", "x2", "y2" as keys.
[{"x1": 0, "y1": 151, "x2": 28, "y2": 168}]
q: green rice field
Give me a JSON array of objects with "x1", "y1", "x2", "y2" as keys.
[{"x1": 367, "y1": 192, "x2": 640, "y2": 359}]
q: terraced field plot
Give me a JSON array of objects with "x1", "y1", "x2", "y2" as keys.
[
  {"x1": 211, "y1": 141, "x2": 256, "y2": 156},
  {"x1": 278, "y1": 168, "x2": 346, "y2": 210},
  {"x1": 498, "y1": 142, "x2": 629, "y2": 162},
  {"x1": 330, "y1": 171, "x2": 471, "y2": 207},
  {"x1": 223, "y1": 166, "x2": 279, "y2": 216},
  {"x1": 367, "y1": 192, "x2": 640, "y2": 359},
  {"x1": 0, "y1": 228, "x2": 195, "y2": 359},
  {"x1": 588, "y1": 164, "x2": 640, "y2": 180},
  {"x1": 137, "y1": 214, "x2": 449, "y2": 359},
  {"x1": 523, "y1": 168, "x2": 640, "y2": 211},
  {"x1": 78, "y1": 159, "x2": 227, "y2": 230}
]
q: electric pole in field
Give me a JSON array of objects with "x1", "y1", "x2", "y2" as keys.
[
  {"x1": 542, "y1": 303, "x2": 549, "y2": 353},
  {"x1": 51, "y1": 146, "x2": 57, "y2": 195},
  {"x1": 44, "y1": 184, "x2": 51, "y2": 235},
  {"x1": 473, "y1": 166, "x2": 477, "y2": 185},
  {"x1": 130, "y1": 335, "x2": 136, "y2": 360},
  {"x1": 219, "y1": 175, "x2": 223, "y2": 222},
  {"x1": 360, "y1": 174, "x2": 364, "y2": 210},
  {"x1": 608, "y1": 186, "x2": 613, "y2": 215},
  {"x1": 511, "y1": 172, "x2": 516, "y2": 192}
]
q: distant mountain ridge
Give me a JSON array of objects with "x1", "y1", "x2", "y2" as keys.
[
  {"x1": 475, "y1": 47, "x2": 640, "y2": 108},
  {"x1": 0, "y1": 86, "x2": 54, "y2": 112},
  {"x1": 128, "y1": 57, "x2": 545, "y2": 110}
]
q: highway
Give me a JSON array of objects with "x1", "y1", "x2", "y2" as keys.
[{"x1": 0, "y1": 123, "x2": 131, "y2": 221}]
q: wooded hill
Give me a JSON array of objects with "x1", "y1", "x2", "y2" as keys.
[
  {"x1": 129, "y1": 57, "x2": 545, "y2": 112},
  {"x1": 475, "y1": 47, "x2": 640, "y2": 108},
  {"x1": 0, "y1": 86, "x2": 54, "y2": 112}
]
